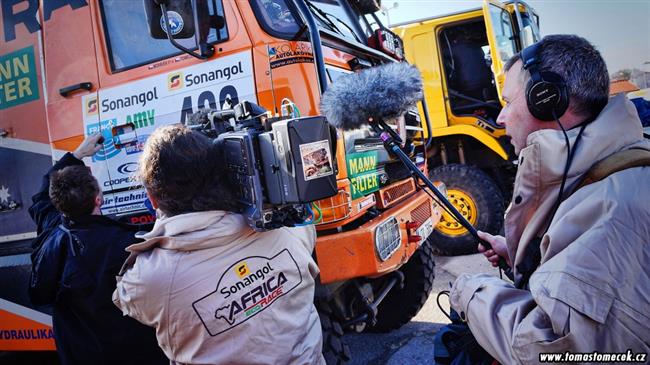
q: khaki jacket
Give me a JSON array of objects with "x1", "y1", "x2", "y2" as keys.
[
  {"x1": 451, "y1": 95, "x2": 650, "y2": 364},
  {"x1": 113, "y1": 211, "x2": 325, "y2": 365}
]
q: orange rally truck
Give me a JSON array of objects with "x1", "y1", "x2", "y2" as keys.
[{"x1": 0, "y1": 0, "x2": 444, "y2": 363}]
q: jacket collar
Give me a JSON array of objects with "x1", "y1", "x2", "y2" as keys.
[{"x1": 127, "y1": 210, "x2": 251, "y2": 252}]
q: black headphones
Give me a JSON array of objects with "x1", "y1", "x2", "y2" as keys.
[{"x1": 520, "y1": 42, "x2": 569, "y2": 121}]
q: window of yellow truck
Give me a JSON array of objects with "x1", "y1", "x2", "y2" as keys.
[
  {"x1": 99, "y1": 0, "x2": 228, "y2": 72},
  {"x1": 519, "y1": 11, "x2": 540, "y2": 48},
  {"x1": 488, "y1": 4, "x2": 517, "y2": 62}
]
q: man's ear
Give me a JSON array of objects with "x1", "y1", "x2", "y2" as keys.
[
  {"x1": 95, "y1": 194, "x2": 103, "y2": 208},
  {"x1": 146, "y1": 189, "x2": 159, "y2": 209}
]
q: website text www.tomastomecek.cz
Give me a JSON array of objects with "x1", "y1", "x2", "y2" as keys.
[{"x1": 540, "y1": 350, "x2": 647, "y2": 363}]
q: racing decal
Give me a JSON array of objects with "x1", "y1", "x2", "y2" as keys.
[
  {"x1": 299, "y1": 140, "x2": 334, "y2": 181},
  {"x1": 81, "y1": 51, "x2": 255, "y2": 215},
  {"x1": 0, "y1": 184, "x2": 20, "y2": 212},
  {"x1": 0, "y1": 46, "x2": 39, "y2": 110},
  {"x1": 101, "y1": 188, "x2": 148, "y2": 216},
  {"x1": 0, "y1": 299, "x2": 55, "y2": 351},
  {"x1": 346, "y1": 151, "x2": 382, "y2": 199},
  {"x1": 268, "y1": 42, "x2": 314, "y2": 69},
  {"x1": 1, "y1": 0, "x2": 88, "y2": 43},
  {"x1": 192, "y1": 249, "x2": 302, "y2": 336}
]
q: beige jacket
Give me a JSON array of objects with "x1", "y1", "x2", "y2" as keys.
[
  {"x1": 112, "y1": 211, "x2": 325, "y2": 365},
  {"x1": 451, "y1": 95, "x2": 650, "y2": 364}
]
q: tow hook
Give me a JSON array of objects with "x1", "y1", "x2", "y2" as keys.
[{"x1": 343, "y1": 270, "x2": 405, "y2": 328}]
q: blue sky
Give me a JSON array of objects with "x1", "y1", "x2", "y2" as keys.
[{"x1": 380, "y1": 0, "x2": 650, "y2": 74}]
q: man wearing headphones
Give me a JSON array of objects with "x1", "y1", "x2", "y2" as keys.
[{"x1": 449, "y1": 34, "x2": 650, "y2": 363}]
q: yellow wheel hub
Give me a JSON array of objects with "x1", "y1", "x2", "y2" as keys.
[{"x1": 436, "y1": 189, "x2": 478, "y2": 236}]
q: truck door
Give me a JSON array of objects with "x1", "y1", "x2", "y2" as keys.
[
  {"x1": 511, "y1": 1, "x2": 541, "y2": 49},
  {"x1": 42, "y1": 1, "x2": 100, "y2": 154},
  {"x1": 91, "y1": 0, "x2": 254, "y2": 220},
  {"x1": 482, "y1": 0, "x2": 518, "y2": 101}
]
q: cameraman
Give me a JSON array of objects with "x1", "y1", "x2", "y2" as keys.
[
  {"x1": 28, "y1": 134, "x2": 166, "y2": 365},
  {"x1": 113, "y1": 125, "x2": 325, "y2": 364},
  {"x1": 450, "y1": 35, "x2": 650, "y2": 363}
]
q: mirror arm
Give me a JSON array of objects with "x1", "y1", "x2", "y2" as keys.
[{"x1": 160, "y1": 1, "x2": 214, "y2": 60}]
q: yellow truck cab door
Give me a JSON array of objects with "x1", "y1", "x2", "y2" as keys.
[
  {"x1": 482, "y1": 0, "x2": 519, "y2": 102},
  {"x1": 510, "y1": 1, "x2": 541, "y2": 50}
]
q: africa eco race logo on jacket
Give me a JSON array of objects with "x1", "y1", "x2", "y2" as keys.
[
  {"x1": 192, "y1": 249, "x2": 302, "y2": 336},
  {"x1": 167, "y1": 72, "x2": 183, "y2": 91}
]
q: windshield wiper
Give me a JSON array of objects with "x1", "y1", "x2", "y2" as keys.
[
  {"x1": 305, "y1": 0, "x2": 340, "y2": 33},
  {"x1": 303, "y1": 0, "x2": 362, "y2": 43}
]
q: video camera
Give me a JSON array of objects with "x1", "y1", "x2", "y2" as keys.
[{"x1": 187, "y1": 101, "x2": 338, "y2": 231}]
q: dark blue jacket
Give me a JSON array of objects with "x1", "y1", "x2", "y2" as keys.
[{"x1": 28, "y1": 153, "x2": 167, "y2": 365}]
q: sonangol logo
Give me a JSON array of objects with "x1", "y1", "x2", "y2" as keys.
[
  {"x1": 235, "y1": 262, "x2": 250, "y2": 279},
  {"x1": 117, "y1": 162, "x2": 138, "y2": 175},
  {"x1": 168, "y1": 72, "x2": 183, "y2": 91},
  {"x1": 86, "y1": 97, "x2": 98, "y2": 116},
  {"x1": 160, "y1": 11, "x2": 184, "y2": 36}
]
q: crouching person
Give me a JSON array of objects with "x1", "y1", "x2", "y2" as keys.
[
  {"x1": 113, "y1": 125, "x2": 325, "y2": 365},
  {"x1": 28, "y1": 133, "x2": 167, "y2": 365}
]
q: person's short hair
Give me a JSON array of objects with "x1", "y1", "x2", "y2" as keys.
[
  {"x1": 504, "y1": 34, "x2": 609, "y2": 122},
  {"x1": 138, "y1": 124, "x2": 235, "y2": 216},
  {"x1": 50, "y1": 166, "x2": 100, "y2": 217}
]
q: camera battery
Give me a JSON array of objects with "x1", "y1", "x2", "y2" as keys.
[{"x1": 261, "y1": 116, "x2": 337, "y2": 204}]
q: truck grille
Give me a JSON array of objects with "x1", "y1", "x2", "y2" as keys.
[
  {"x1": 410, "y1": 199, "x2": 432, "y2": 228},
  {"x1": 378, "y1": 178, "x2": 416, "y2": 209}
]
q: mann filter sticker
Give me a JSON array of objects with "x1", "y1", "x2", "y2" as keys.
[
  {"x1": 346, "y1": 151, "x2": 381, "y2": 199},
  {"x1": 192, "y1": 249, "x2": 302, "y2": 336},
  {"x1": 299, "y1": 140, "x2": 333, "y2": 181},
  {"x1": 0, "y1": 46, "x2": 40, "y2": 110}
]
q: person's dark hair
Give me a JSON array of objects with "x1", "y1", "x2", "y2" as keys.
[
  {"x1": 504, "y1": 34, "x2": 609, "y2": 122},
  {"x1": 50, "y1": 166, "x2": 100, "y2": 217},
  {"x1": 139, "y1": 124, "x2": 235, "y2": 216}
]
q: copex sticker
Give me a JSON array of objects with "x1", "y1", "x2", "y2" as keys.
[
  {"x1": 299, "y1": 140, "x2": 334, "y2": 181},
  {"x1": 192, "y1": 249, "x2": 302, "y2": 336}
]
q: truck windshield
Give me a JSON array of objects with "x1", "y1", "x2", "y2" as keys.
[
  {"x1": 100, "y1": 0, "x2": 228, "y2": 72},
  {"x1": 251, "y1": 0, "x2": 370, "y2": 44}
]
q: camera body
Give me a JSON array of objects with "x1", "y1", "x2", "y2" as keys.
[{"x1": 188, "y1": 101, "x2": 338, "y2": 231}]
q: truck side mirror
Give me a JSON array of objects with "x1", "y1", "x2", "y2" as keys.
[{"x1": 143, "y1": 0, "x2": 218, "y2": 59}]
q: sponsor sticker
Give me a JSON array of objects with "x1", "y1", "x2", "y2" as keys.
[
  {"x1": 167, "y1": 72, "x2": 183, "y2": 91},
  {"x1": 86, "y1": 119, "x2": 121, "y2": 161},
  {"x1": 0, "y1": 46, "x2": 40, "y2": 109},
  {"x1": 299, "y1": 140, "x2": 333, "y2": 181},
  {"x1": 192, "y1": 249, "x2": 302, "y2": 336},
  {"x1": 268, "y1": 42, "x2": 314, "y2": 69},
  {"x1": 346, "y1": 151, "x2": 382, "y2": 199},
  {"x1": 160, "y1": 11, "x2": 184, "y2": 36}
]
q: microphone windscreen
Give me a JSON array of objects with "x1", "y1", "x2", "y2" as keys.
[{"x1": 320, "y1": 62, "x2": 423, "y2": 130}]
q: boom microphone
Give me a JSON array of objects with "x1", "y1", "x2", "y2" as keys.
[
  {"x1": 320, "y1": 61, "x2": 510, "y2": 272},
  {"x1": 320, "y1": 62, "x2": 423, "y2": 130}
]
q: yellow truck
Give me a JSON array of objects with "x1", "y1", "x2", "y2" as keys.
[{"x1": 393, "y1": 0, "x2": 541, "y2": 255}]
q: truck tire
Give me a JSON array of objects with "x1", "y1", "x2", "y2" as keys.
[
  {"x1": 428, "y1": 164, "x2": 504, "y2": 255},
  {"x1": 319, "y1": 304, "x2": 351, "y2": 365},
  {"x1": 370, "y1": 238, "x2": 436, "y2": 332}
]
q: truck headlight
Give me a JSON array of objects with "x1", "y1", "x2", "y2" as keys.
[{"x1": 374, "y1": 217, "x2": 402, "y2": 261}]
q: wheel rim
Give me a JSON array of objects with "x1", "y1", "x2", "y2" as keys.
[{"x1": 436, "y1": 188, "x2": 478, "y2": 236}]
